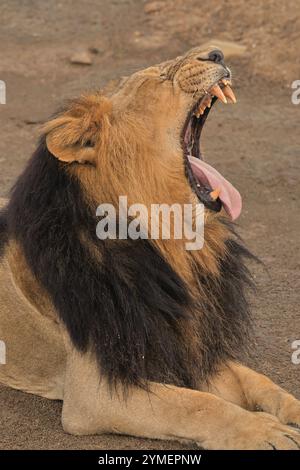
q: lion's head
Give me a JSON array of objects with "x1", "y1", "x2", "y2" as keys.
[{"x1": 45, "y1": 46, "x2": 241, "y2": 225}]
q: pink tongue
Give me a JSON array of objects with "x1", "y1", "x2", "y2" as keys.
[{"x1": 188, "y1": 156, "x2": 242, "y2": 220}]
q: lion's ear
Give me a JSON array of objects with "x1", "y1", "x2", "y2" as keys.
[
  {"x1": 44, "y1": 94, "x2": 112, "y2": 164},
  {"x1": 46, "y1": 132, "x2": 96, "y2": 164}
]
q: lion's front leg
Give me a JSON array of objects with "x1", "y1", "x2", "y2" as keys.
[
  {"x1": 207, "y1": 361, "x2": 300, "y2": 429},
  {"x1": 61, "y1": 346, "x2": 300, "y2": 449}
]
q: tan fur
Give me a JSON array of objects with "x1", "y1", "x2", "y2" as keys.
[
  {"x1": 0, "y1": 235, "x2": 65, "y2": 398},
  {"x1": 61, "y1": 342, "x2": 300, "y2": 450},
  {"x1": 1, "y1": 47, "x2": 300, "y2": 449}
]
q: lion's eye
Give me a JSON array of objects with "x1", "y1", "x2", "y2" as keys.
[{"x1": 196, "y1": 49, "x2": 224, "y2": 64}]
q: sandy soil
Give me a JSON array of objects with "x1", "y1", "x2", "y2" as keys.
[{"x1": 0, "y1": 0, "x2": 299, "y2": 450}]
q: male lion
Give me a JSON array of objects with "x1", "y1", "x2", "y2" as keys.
[{"x1": 0, "y1": 46, "x2": 300, "y2": 450}]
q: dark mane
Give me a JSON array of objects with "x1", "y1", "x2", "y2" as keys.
[{"x1": 5, "y1": 139, "x2": 255, "y2": 390}]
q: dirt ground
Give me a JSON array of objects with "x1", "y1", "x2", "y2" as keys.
[{"x1": 0, "y1": 0, "x2": 300, "y2": 450}]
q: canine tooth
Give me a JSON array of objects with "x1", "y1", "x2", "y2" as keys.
[
  {"x1": 210, "y1": 188, "x2": 221, "y2": 200},
  {"x1": 210, "y1": 84, "x2": 227, "y2": 103},
  {"x1": 223, "y1": 85, "x2": 237, "y2": 104}
]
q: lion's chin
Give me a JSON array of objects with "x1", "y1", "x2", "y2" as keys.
[{"x1": 182, "y1": 79, "x2": 242, "y2": 221}]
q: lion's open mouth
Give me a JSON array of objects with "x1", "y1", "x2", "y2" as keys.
[{"x1": 183, "y1": 78, "x2": 242, "y2": 221}]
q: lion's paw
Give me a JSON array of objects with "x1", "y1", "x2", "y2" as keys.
[
  {"x1": 277, "y1": 397, "x2": 300, "y2": 430},
  {"x1": 202, "y1": 411, "x2": 300, "y2": 450}
]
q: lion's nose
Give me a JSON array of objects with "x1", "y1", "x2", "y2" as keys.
[{"x1": 208, "y1": 49, "x2": 224, "y2": 64}]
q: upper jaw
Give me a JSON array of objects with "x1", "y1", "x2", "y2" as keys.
[
  {"x1": 192, "y1": 67, "x2": 234, "y2": 117},
  {"x1": 183, "y1": 73, "x2": 236, "y2": 158}
]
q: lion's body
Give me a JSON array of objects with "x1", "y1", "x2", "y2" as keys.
[
  {"x1": 1, "y1": 48, "x2": 300, "y2": 450},
  {"x1": 0, "y1": 205, "x2": 65, "y2": 398}
]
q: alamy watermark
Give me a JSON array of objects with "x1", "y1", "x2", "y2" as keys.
[
  {"x1": 96, "y1": 196, "x2": 205, "y2": 251},
  {"x1": 0, "y1": 80, "x2": 6, "y2": 104},
  {"x1": 291, "y1": 80, "x2": 300, "y2": 105},
  {"x1": 0, "y1": 340, "x2": 6, "y2": 364},
  {"x1": 291, "y1": 340, "x2": 300, "y2": 365}
]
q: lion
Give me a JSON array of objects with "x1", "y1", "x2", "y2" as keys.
[{"x1": 0, "y1": 46, "x2": 300, "y2": 450}]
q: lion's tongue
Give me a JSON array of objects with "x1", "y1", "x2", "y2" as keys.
[{"x1": 188, "y1": 156, "x2": 242, "y2": 221}]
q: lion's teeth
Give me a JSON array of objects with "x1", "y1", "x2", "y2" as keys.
[
  {"x1": 209, "y1": 188, "x2": 221, "y2": 200},
  {"x1": 195, "y1": 106, "x2": 206, "y2": 117},
  {"x1": 195, "y1": 94, "x2": 212, "y2": 117},
  {"x1": 222, "y1": 85, "x2": 237, "y2": 104},
  {"x1": 203, "y1": 94, "x2": 212, "y2": 108},
  {"x1": 195, "y1": 109, "x2": 204, "y2": 118},
  {"x1": 210, "y1": 84, "x2": 227, "y2": 104},
  {"x1": 221, "y1": 78, "x2": 232, "y2": 86}
]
